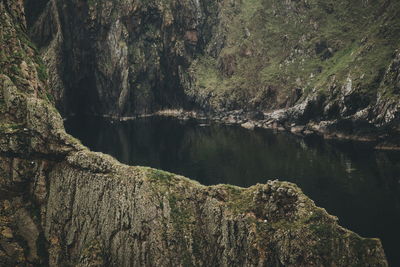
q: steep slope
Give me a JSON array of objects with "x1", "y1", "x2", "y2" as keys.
[
  {"x1": 27, "y1": 0, "x2": 219, "y2": 116},
  {"x1": 27, "y1": 0, "x2": 400, "y2": 142},
  {"x1": 187, "y1": 0, "x2": 400, "y2": 144},
  {"x1": 0, "y1": 0, "x2": 389, "y2": 266},
  {"x1": 187, "y1": 0, "x2": 400, "y2": 112}
]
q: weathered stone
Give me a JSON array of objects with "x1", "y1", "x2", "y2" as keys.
[
  {"x1": 0, "y1": 0, "x2": 392, "y2": 266},
  {"x1": 26, "y1": 0, "x2": 400, "y2": 143},
  {"x1": 241, "y1": 121, "x2": 255, "y2": 130}
]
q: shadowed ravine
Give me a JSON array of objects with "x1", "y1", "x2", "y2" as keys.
[
  {"x1": 65, "y1": 116, "x2": 400, "y2": 266},
  {"x1": 1, "y1": 0, "x2": 399, "y2": 265}
]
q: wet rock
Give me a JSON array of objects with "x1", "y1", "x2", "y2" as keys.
[
  {"x1": 23, "y1": 0, "x2": 400, "y2": 146},
  {"x1": 0, "y1": 1, "x2": 391, "y2": 266}
]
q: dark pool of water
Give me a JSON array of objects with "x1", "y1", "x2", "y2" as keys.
[{"x1": 65, "y1": 116, "x2": 400, "y2": 266}]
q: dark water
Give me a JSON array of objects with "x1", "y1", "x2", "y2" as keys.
[{"x1": 65, "y1": 116, "x2": 400, "y2": 266}]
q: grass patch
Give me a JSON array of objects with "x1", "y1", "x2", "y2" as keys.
[{"x1": 189, "y1": 0, "x2": 400, "y2": 110}]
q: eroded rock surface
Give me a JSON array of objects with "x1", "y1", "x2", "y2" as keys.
[
  {"x1": 0, "y1": 0, "x2": 391, "y2": 266},
  {"x1": 26, "y1": 0, "x2": 400, "y2": 144},
  {"x1": 27, "y1": 0, "x2": 218, "y2": 116}
]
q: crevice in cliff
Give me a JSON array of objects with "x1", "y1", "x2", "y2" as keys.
[
  {"x1": 24, "y1": 0, "x2": 50, "y2": 30},
  {"x1": 1, "y1": 0, "x2": 396, "y2": 265},
  {"x1": 24, "y1": 0, "x2": 222, "y2": 118},
  {"x1": 23, "y1": 0, "x2": 400, "y2": 146}
]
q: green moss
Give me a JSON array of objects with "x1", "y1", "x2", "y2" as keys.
[
  {"x1": 225, "y1": 185, "x2": 253, "y2": 215},
  {"x1": 192, "y1": 56, "x2": 222, "y2": 92},
  {"x1": 168, "y1": 194, "x2": 192, "y2": 227},
  {"x1": 148, "y1": 169, "x2": 174, "y2": 182},
  {"x1": 46, "y1": 92, "x2": 54, "y2": 103},
  {"x1": 10, "y1": 65, "x2": 21, "y2": 76}
]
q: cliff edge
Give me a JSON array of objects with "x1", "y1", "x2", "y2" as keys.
[{"x1": 0, "y1": 0, "x2": 389, "y2": 266}]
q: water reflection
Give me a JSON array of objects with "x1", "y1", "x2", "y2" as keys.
[{"x1": 65, "y1": 116, "x2": 400, "y2": 266}]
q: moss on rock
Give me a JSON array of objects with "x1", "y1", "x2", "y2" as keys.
[{"x1": 0, "y1": 0, "x2": 391, "y2": 266}]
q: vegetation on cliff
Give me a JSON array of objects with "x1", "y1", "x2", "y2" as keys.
[
  {"x1": 21, "y1": 0, "x2": 399, "y2": 149},
  {"x1": 0, "y1": 0, "x2": 390, "y2": 266},
  {"x1": 27, "y1": 0, "x2": 400, "y2": 133},
  {"x1": 188, "y1": 0, "x2": 400, "y2": 113}
]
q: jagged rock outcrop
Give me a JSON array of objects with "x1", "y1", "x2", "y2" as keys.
[
  {"x1": 27, "y1": 0, "x2": 400, "y2": 142},
  {"x1": 27, "y1": 0, "x2": 218, "y2": 116},
  {"x1": 0, "y1": 0, "x2": 389, "y2": 266}
]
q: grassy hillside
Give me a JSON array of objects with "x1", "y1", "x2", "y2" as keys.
[{"x1": 187, "y1": 0, "x2": 400, "y2": 112}]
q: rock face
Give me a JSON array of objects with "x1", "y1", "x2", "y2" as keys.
[
  {"x1": 26, "y1": 0, "x2": 218, "y2": 116},
  {"x1": 0, "y1": 0, "x2": 389, "y2": 266},
  {"x1": 27, "y1": 0, "x2": 400, "y2": 139}
]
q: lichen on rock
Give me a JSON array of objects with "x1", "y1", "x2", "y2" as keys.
[
  {"x1": 0, "y1": 0, "x2": 391, "y2": 266},
  {"x1": 25, "y1": 0, "x2": 400, "y2": 146}
]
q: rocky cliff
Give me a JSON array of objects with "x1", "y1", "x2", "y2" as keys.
[
  {"x1": 27, "y1": 0, "x2": 400, "y2": 144},
  {"x1": 0, "y1": 0, "x2": 389, "y2": 266},
  {"x1": 26, "y1": 0, "x2": 219, "y2": 116}
]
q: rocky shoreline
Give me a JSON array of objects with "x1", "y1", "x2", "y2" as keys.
[
  {"x1": 29, "y1": 0, "x2": 400, "y2": 151},
  {"x1": 0, "y1": 0, "x2": 395, "y2": 265},
  {"x1": 94, "y1": 108, "x2": 400, "y2": 151}
]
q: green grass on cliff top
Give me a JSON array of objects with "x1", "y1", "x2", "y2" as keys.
[{"x1": 191, "y1": 0, "x2": 400, "y2": 109}]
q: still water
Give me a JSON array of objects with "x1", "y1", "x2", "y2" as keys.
[{"x1": 65, "y1": 116, "x2": 400, "y2": 266}]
